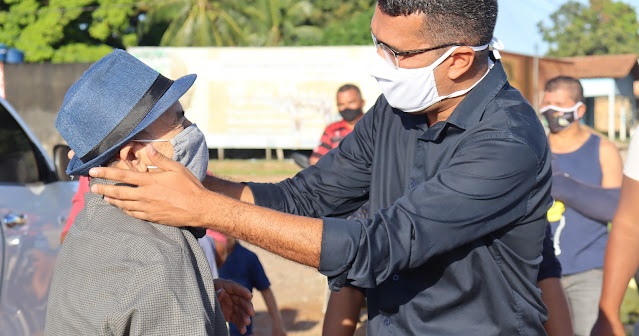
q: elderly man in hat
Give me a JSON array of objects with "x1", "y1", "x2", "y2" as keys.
[{"x1": 44, "y1": 50, "x2": 253, "y2": 336}]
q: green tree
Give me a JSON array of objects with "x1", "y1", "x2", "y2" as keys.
[
  {"x1": 0, "y1": 0, "x2": 140, "y2": 63},
  {"x1": 142, "y1": 0, "x2": 244, "y2": 46},
  {"x1": 320, "y1": 4, "x2": 375, "y2": 46},
  {"x1": 538, "y1": 0, "x2": 639, "y2": 56},
  {"x1": 234, "y1": 0, "x2": 324, "y2": 46}
]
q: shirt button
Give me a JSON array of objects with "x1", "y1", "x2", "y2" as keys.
[
  {"x1": 392, "y1": 274, "x2": 400, "y2": 281},
  {"x1": 384, "y1": 319, "x2": 391, "y2": 326},
  {"x1": 409, "y1": 182, "x2": 417, "y2": 189}
]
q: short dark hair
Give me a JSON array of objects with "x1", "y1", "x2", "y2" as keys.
[
  {"x1": 377, "y1": 0, "x2": 498, "y2": 46},
  {"x1": 544, "y1": 76, "x2": 584, "y2": 103},
  {"x1": 337, "y1": 83, "x2": 362, "y2": 98}
]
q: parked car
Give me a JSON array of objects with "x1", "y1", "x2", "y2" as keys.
[{"x1": 0, "y1": 98, "x2": 77, "y2": 335}]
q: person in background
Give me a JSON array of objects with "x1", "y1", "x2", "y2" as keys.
[
  {"x1": 45, "y1": 49, "x2": 253, "y2": 335},
  {"x1": 213, "y1": 233, "x2": 287, "y2": 336},
  {"x1": 591, "y1": 132, "x2": 639, "y2": 336},
  {"x1": 315, "y1": 84, "x2": 369, "y2": 334},
  {"x1": 308, "y1": 84, "x2": 365, "y2": 165},
  {"x1": 541, "y1": 76, "x2": 623, "y2": 336}
]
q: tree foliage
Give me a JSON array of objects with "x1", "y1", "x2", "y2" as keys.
[
  {"x1": 141, "y1": 0, "x2": 245, "y2": 47},
  {"x1": 0, "y1": 0, "x2": 141, "y2": 63},
  {"x1": 538, "y1": 0, "x2": 639, "y2": 56},
  {"x1": 0, "y1": 0, "x2": 377, "y2": 63}
]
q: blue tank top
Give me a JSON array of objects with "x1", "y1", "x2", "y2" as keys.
[{"x1": 549, "y1": 134, "x2": 607, "y2": 275}]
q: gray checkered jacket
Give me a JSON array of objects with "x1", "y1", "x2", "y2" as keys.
[{"x1": 45, "y1": 179, "x2": 228, "y2": 335}]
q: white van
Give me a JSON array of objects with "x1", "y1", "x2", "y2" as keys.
[{"x1": 0, "y1": 98, "x2": 76, "y2": 335}]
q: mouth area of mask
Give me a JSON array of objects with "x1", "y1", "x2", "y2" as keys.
[
  {"x1": 130, "y1": 124, "x2": 209, "y2": 180},
  {"x1": 541, "y1": 102, "x2": 583, "y2": 133},
  {"x1": 339, "y1": 108, "x2": 363, "y2": 122}
]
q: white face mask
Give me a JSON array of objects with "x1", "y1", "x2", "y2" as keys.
[{"x1": 369, "y1": 37, "x2": 504, "y2": 113}]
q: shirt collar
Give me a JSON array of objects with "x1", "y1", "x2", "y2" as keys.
[
  {"x1": 419, "y1": 60, "x2": 508, "y2": 141},
  {"x1": 445, "y1": 60, "x2": 508, "y2": 130}
]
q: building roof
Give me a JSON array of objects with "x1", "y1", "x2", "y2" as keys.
[{"x1": 563, "y1": 54, "x2": 639, "y2": 80}]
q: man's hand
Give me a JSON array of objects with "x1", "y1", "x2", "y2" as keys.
[
  {"x1": 590, "y1": 310, "x2": 625, "y2": 336},
  {"x1": 214, "y1": 278, "x2": 255, "y2": 334},
  {"x1": 88, "y1": 144, "x2": 207, "y2": 226}
]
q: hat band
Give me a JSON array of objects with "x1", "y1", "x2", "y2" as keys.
[{"x1": 79, "y1": 74, "x2": 174, "y2": 163}]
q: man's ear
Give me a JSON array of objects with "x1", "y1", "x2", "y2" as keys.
[
  {"x1": 118, "y1": 143, "x2": 136, "y2": 162},
  {"x1": 447, "y1": 47, "x2": 476, "y2": 80},
  {"x1": 117, "y1": 143, "x2": 149, "y2": 172}
]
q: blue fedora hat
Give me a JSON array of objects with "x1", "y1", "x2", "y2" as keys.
[{"x1": 56, "y1": 49, "x2": 196, "y2": 176}]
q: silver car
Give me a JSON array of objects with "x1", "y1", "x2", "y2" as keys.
[{"x1": 0, "y1": 98, "x2": 77, "y2": 335}]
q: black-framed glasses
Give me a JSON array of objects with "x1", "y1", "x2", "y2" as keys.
[{"x1": 371, "y1": 33, "x2": 461, "y2": 69}]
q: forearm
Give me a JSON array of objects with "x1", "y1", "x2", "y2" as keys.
[
  {"x1": 598, "y1": 218, "x2": 639, "y2": 316},
  {"x1": 261, "y1": 288, "x2": 285, "y2": 329},
  {"x1": 538, "y1": 277, "x2": 573, "y2": 336},
  {"x1": 322, "y1": 285, "x2": 365, "y2": 336},
  {"x1": 203, "y1": 174, "x2": 254, "y2": 203},
  {"x1": 199, "y1": 190, "x2": 322, "y2": 268},
  {"x1": 552, "y1": 174, "x2": 620, "y2": 222}
]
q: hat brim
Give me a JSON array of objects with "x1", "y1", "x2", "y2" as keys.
[{"x1": 66, "y1": 74, "x2": 197, "y2": 176}]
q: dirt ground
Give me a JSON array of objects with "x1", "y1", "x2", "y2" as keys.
[
  {"x1": 221, "y1": 171, "x2": 329, "y2": 336},
  {"x1": 219, "y1": 167, "x2": 367, "y2": 336},
  {"x1": 244, "y1": 242, "x2": 328, "y2": 336}
]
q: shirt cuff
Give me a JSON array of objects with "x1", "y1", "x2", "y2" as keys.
[
  {"x1": 246, "y1": 182, "x2": 287, "y2": 211},
  {"x1": 319, "y1": 217, "x2": 362, "y2": 291}
]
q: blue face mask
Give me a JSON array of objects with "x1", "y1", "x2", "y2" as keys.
[
  {"x1": 170, "y1": 124, "x2": 209, "y2": 181},
  {"x1": 132, "y1": 123, "x2": 209, "y2": 180},
  {"x1": 540, "y1": 102, "x2": 583, "y2": 134}
]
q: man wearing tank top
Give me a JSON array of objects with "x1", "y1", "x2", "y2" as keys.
[{"x1": 541, "y1": 76, "x2": 623, "y2": 336}]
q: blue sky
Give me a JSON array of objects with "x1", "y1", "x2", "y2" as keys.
[{"x1": 495, "y1": 0, "x2": 639, "y2": 55}]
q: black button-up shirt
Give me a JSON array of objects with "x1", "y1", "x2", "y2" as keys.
[{"x1": 249, "y1": 61, "x2": 552, "y2": 335}]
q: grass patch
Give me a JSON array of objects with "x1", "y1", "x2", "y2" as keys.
[{"x1": 622, "y1": 280, "x2": 639, "y2": 328}]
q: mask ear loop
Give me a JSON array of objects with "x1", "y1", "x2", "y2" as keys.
[
  {"x1": 540, "y1": 102, "x2": 584, "y2": 120},
  {"x1": 573, "y1": 101, "x2": 585, "y2": 121},
  {"x1": 489, "y1": 37, "x2": 504, "y2": 60}
]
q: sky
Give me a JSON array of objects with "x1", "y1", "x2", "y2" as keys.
[{"x1": 494, "y1": 0, "x2": 639, "y2": 55}]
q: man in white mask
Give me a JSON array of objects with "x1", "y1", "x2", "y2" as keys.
[
  {"x1": 45, "y1": 50, "x2": 254, "y2": 336},
  {"x1": 90, "y1": 1, "x2": 553, "y2": 334}
]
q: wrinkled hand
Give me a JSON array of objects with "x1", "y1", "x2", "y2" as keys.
[
  {"x1": 590, "y1": 310, "x2": 625, "y2": 336},
  {"x1": 88, "y1": 144, "x2": 207, "y2": 226},
  {"x1": 214, "y1": 278, "x2": 255, "y2": 334}
]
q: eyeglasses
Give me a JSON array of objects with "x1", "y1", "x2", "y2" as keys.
[{"x1": 372, "y1": 33, "x2": 461, "y2": 69}]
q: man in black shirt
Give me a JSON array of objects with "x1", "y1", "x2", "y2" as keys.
[{"x1": 90, "y1": 1, "x2": 552, "y2": 334}]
